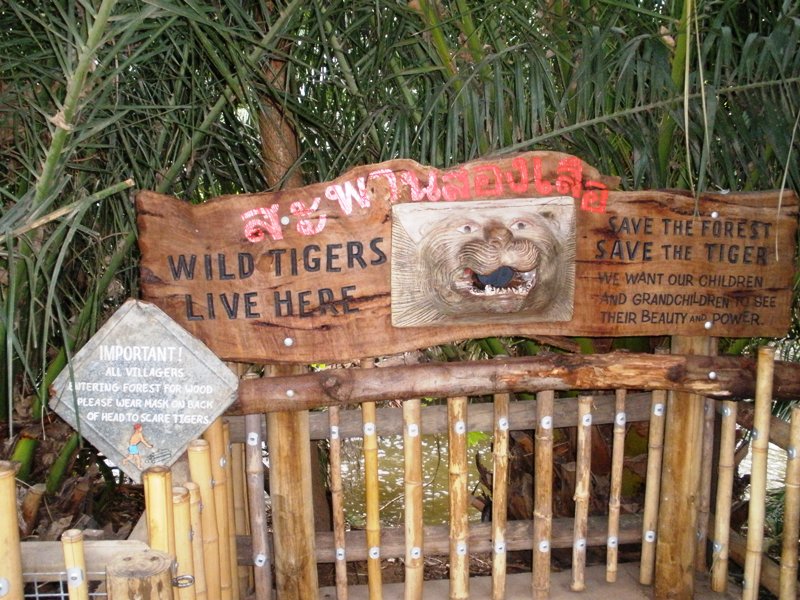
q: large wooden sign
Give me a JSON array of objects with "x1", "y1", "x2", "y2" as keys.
[
  {"x1": 137, "y1": 152, "x2": 797, "y2": 363},
  {"x1": 50, "y1": 300, "x2": 238, "y2": 482}
]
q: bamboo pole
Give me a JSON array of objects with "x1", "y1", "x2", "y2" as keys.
[
  {"x1": 695, "y1": 395, "x2": 716, "y2": 572},
  {"x1": 188, "y1": 439, "x2": 221, "y2": 600},
  {"x1": 779, "y1": 405, "x2": 799, "y2": 599},
  {"x1": 185, "y1": 482, "x2": 207, "y2": 600},
  {"x1": 449, "y1": 396, "x2": 469, "y2": 600},
  {"x1": 639, "y1": 387, "x2": 667, "y2": 585},
  {"x1": 231, "y1": 440, "x2": 252, "y2": 598},
  {"x1": 61, "y1": 529, "x2": 88, "y2": 600},
  {"x1": 606, "y1": 389, "x2": 626, "y2": 583},
  {"x1": 143, "y1": 466, "x2": 174, "y2": 556},
  {"x1": 21, "y1": 483, "x2": 46, "y2": 535},
  {"x1": 222, "y1": 421, "x2": 241, "y2": 600},
  {"x1": 244, "y1": 410, "x2": 272, "y2": 600},
  {"x1": 533, "y1": 390, "x2": 554, "y2": 600},
  {"x1": 0, "y1": 462, "x2": 23, "y2": 600},
  {"x1": 742, "y1": 346, "x2": 775, "y2": 600},
  {"x1": 711, "y1": 400, "x2": 738, "y2": 592},
  {"x1": 203, "y1": 419, "x2": 233, "y2": 600},
  {"x1": 403, "y1": 398, "x2": 423, "y2": 600},
  {"x1": 362, "y1": 397, "x2": 383, "y2": 600},
  {"x1": 491, "y1": 392, "x2": 510, "y2": 600},
  {"x1": 655, "y1": 336, "x2": 711, "y2": 599},
  {"x1": 329, "y1": 405, "x2": 349, "y2": 600},
  {"x1": 571, "y1": 395, "x2": 592, "y2": 592},
  {"x1": 172, "y1": 487, "x2": 196, "y2": 600}
]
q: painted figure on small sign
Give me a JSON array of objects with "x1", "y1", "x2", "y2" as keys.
[
  {"x1": 121, "y1": 423, "x2": 154, "y2": 470},
  {"x1": 392, "y1": 197, "x2": 575, "y2": 326}
]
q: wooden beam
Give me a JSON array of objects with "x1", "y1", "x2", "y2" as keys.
[
  {"x1": 230, "y1": 353, "x2": 800, "y2": 413},
  {"x1": 655, "y1": 336, "x2": 711, "y2": 598}
]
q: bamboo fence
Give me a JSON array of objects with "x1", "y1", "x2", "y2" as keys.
[{"x1": 8, "y1": 348, "x2": 800, "y2": 600}]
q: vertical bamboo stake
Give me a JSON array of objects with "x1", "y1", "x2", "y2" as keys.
[
  {"x1": 655, "y1": 336, "x2": 711, "y2": 599},
  {"x1": 449, "y1": 395, "x2": 469, "y2": 600},
  {"x1": 780, "y1": 406, "x2": 800, "y2": 599},
  {"x1": 0, "y1": 461, "x2": 23, "y2": 600},
  {"x1": 203, "y1": 419, "x2": 233, "y2": 600},
  {"x1": 491, "y1": 393, "x2": 510, "y2": 600},
  {"x1": 172, "y1": 487, "x2": 196, "y2": 600},
  {"x1": 607, "y1": 389, "x2": 626, "y2": 583},
  {"x1": 244, "y1": 410, "x2": 272, "y2": 600},
  {"x1": 639, "y1": 387, "x2": 667, "y2": 585},
  {"x1": 362, "y1": 397, "x2": 383, "y2": 600},
  {"x1": 533, "y1": 390, "x2": 554, "y2": 600},
  {"x1": 143, "y1": 466, "x2": 174, "y2": 556},
  {"x1": 571, "y1": 395, "x2": 592, "y2": 592},
  {"x1": 61, "y1": 529, "x2": 89, "y2": 600},
  {"x1": 695, "y1": 395, "x2": 717, "y2": 572},
  {"x1": 742, "y1": 346, "x2": 775, "y2": 600},
  {"x1": 231, "y1": 441, "x2": 252, "y2": 598},
  {"x1": 188, "y1": 439, "x2": 221, "y2": 600},
  {"x1": 403, "y1": 398, "x2": 423, "y2": 600},
  {"x1": 711, "y1": 400, "x2": 738, "y2": 592},
  {"x1": 222, "y1": 421, "x2": 241, "y2": 600},
  {"x1": 329, "y1": 405, "x2": 349, "y2": 600},
  {"x1": 185, "y1": 482, "x2": 207, "y2": 600}
]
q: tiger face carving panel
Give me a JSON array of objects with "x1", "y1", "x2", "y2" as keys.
[{"x1": 392, "y1": 197, "x2": 575, "y2": 326}]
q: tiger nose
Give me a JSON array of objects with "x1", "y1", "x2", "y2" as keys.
[{"x1": 484, "y1": 222, "x2": 512, "y2": 244}]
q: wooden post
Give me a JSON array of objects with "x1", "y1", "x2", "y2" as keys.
[
  {"x1": 403, "y1": 398, "x2": 423, "y2": 600},
  {"x1": 491, "y1": 392, "x2": 510, "y2": 600},
  {"x1": 107, "y1": 549, "x2": 173, "y2": 600},
  {"x1": 449, "y1": 396, "x2": 469, "y2": 600},
  {"x1": 61, "y1": 529, "x2": 89, "y2": 600},
  {"x1": 780, "y1": 406, "x2": 800, "y2": 599},
  {"x1": 329, "y1": 405, "x2": 349, "y2": 600},
  {"x1": 743, "y1": 347, "x2": 774, "y2": 600},
  {"x1": 265, "y1": 363, "x2": 318, "y2": 599},
  {"x1": 711, "y1": 400, "x2": 738, "y2": 592},
  {"x1": 655, "y1": 336, "x2": 711, "y2": 598},
  {"x1": 0, "y1": 461, "x2": 23, "y2": 600},
  {"x1": 606, "y1": 389, "x2": 625, "y2": 582},
  {"x1": 532, "y1": 390, "x2": 554, "y2": 599},
  {"x1": 695, "y1": 395, "x2": 716, "y2": 572}
]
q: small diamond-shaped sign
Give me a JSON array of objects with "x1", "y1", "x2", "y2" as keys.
[{"x1": 50, "y1": 299, "x2": 238, "y2": 483}]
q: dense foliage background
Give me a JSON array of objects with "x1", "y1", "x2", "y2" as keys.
[{"x1": 1, "y1": 0, "x2": 799, "y2": 486}]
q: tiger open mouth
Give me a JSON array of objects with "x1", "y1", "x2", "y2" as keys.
[{"x1": 461, "y1": 266, "x2": 537, "y2": 297}]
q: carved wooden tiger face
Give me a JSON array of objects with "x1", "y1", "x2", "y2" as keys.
[
  {"x1": 419, "y1": 211, "x2": 566, "y2": 316},
  {"x1": 392, "y1": 198, "x2": 575, "y2": 326}
]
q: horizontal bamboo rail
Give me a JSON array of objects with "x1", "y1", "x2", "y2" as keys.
[
  {"x1": 227, "y1": 392, "x2": 655, "y2": 444},
  {"x1": 234, "y1": 514, "x2": 644, "y2": 564},
  {"x1": 230, "y1": 353, "x2": 800, "y2": 413}
]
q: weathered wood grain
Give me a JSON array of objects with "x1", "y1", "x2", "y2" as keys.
[
  {"x1": 137, "y1": 152, "x2": 797, "y2": 363},
  {"x1": 228, "y1": 352, "x2": 800, "y2": 413}
]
